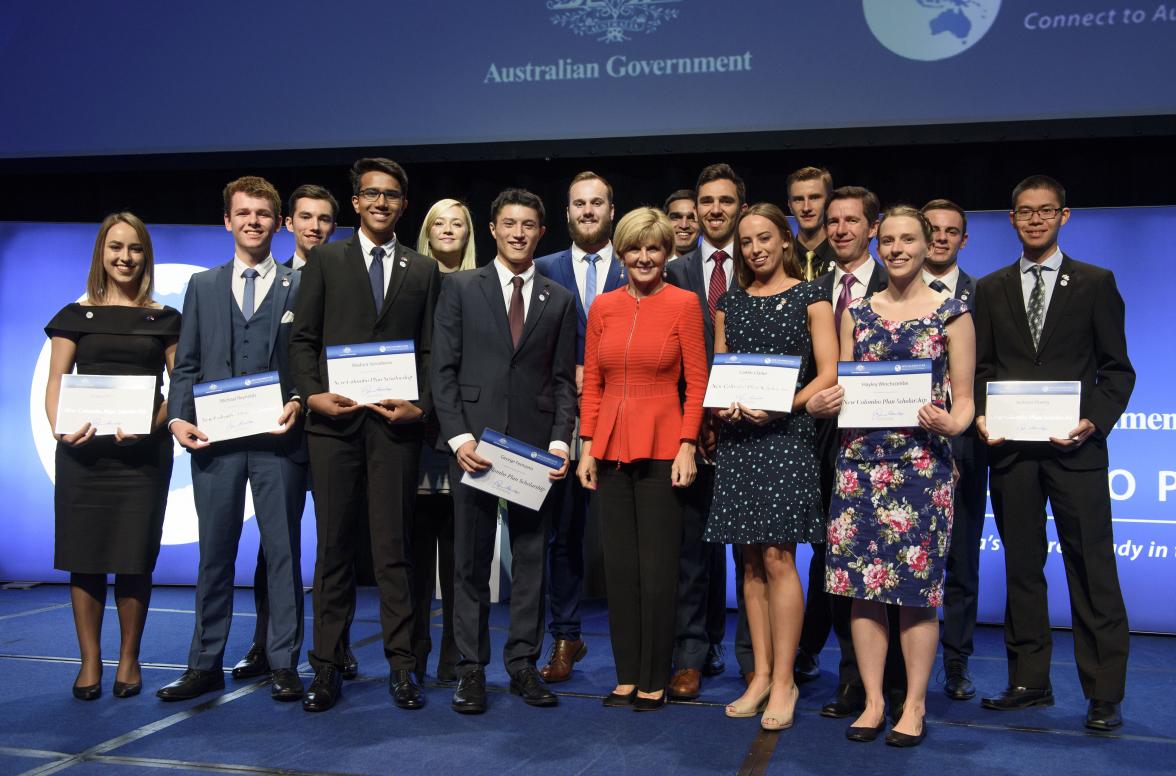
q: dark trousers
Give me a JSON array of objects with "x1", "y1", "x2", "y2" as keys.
[
  {"x1": 599, "y1": 460, "x2": 683, "y2": 692},
  {"x1": 307, "y1": 423, "x2": 419, "y2": 673},
  {"x1": 451, "y1": 460, "x2": 548, "y2": 676},
  {"x1": 941, "y1": 447, "x2": 989, "y2": 665},
  {"x1": 189, "y1": 448, "x2": 306, "y2": 671},
  {"x1": 674, "y1": 465, "x2": 727, "y2": 670},
  {"x1": 411, "y1": 492, "x2": 458, "y2": 673},
  {"x1": 545, "y1": 472, "x2": 591, "y2": 641},
  {"x1": 797, "y1": 546, "x2": 834, "y2": 657},
  {"x1": 989, "y1": 452, "x2": 1129, "y2": 701}
]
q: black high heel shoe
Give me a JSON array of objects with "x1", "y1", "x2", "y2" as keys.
[
  {"x1": 113, "y1": 680, "x2": 142, "y2": 698},
  {"x1": 73, "y1": 666, "x2": 102, "y2": 701}
]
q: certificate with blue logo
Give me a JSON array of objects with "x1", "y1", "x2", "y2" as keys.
[
  {"x1": 55, "y1": 374, "x2": 156, "y2": 436},
  {"x1": 703, "y1": 353, "x2": 801, "y2": 413},
  {"x1": 193, "y1": 371, "x2": 285, "y2": 442},
  {"x1": 326, "y1": 340, "x2": 418, "y2": 405},
  {"x1": 460, "y1": 428, "x2": 563, "y2": 511},
  {"x1": 985, "y1": 381, "x2": 1081, "y2": 442},
  {"x1": 837, "y1": 359, "x2": 932, "y2": 428}
]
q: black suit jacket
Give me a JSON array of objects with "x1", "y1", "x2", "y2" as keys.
[
  {"x1": 973, "y1": 254, "x2": 1134, "y2": 470},
  {"x1": 431, "y1": 263, "x2": 578, "y2": 454},
  {"x1": 665, "y1": 246, "x2": 742, "y2": 360},
  {"x1": 289, "y1": 234, "x2": 441, "y2": 438},
  {"x1": 948, "y1": 268, "x2": 984, "y2": 462}
]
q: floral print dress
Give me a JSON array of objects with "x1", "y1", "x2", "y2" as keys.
[{"x1": 824, "y1": 296, "x2": 968, "y2": 608}]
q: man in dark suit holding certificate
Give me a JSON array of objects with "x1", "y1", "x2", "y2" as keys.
[
  {"x1": 432, "y1": 188, "x2": 577, "y2": 714},
  {"x1": 289, "y1": 157, "x2": 441, "y2": 713},
  {"x1": 974, "y1": 175, "x2": 1134, "y2": 731}
]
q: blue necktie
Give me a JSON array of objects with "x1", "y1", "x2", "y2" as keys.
[
  {"x1": 583, "y1": 253, "x2": 600, "y2": 311},
  {"x1": 369, "y1": 246, "x2": 386, "y2": 312},
  {"x1": 241, "y1": 267, "x2": 259, "y2": 319}
]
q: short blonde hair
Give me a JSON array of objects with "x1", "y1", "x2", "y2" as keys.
[
  {"x1": 613, "y1": 207, "x2": 673, "y2": 258},
  {"x1": 416, "y1": 198, "x2": 477, "y2": 271},
  {"x1": 86, "y1": 212, "x2": 155, "y2": 306}
]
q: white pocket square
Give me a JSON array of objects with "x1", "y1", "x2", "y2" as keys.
[{"x1": 280, "y1": 311, "x2": 295, "y2": 324}]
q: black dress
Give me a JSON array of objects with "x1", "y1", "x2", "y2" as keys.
[{"x1": 45, "y1": 304, "x2": 180, "y2": 574}]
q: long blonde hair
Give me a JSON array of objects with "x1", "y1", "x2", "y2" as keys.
[
  {"x1": 416, "y1": 199, "x2": 477, "y2": 271},
  {"x1": 86, "y1": 212, "x2": 155, "y2": 306}
]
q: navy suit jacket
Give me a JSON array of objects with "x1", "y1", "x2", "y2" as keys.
[
  {"x1": 665, "y1": 246, "x2": 741, "y2": 361},
  {"x1": 535, "y1": 248, "x2": 625, "y2": 365},
  {"x1": 948, "y1": 268, "x2": 984, "y2": 462}
]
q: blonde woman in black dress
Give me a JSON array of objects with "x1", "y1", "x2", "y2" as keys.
[{"x1": 44, "y1": 213, "x2": 180, "y2": 700}]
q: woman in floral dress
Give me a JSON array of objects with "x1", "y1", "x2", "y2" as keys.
[{"x1": 807, "y1": 205, "x2": 975, "y2": 747}]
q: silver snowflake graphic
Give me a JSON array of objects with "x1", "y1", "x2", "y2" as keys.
[{"x1": 547, "y1": 0, "x2": 683, "y2": 43}]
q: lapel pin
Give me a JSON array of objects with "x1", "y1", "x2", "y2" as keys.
[
  {"x1": 146, "y1": 314, "x2": 155, "y2": 321},
  {"x1": 1060, "y1": 273, "x2": 1070, "y2": 286},
  {"x1": 85, "y1": 311, "x2": 94, "y2": 319},
  {"x1": 399, "y1": 258, "x2": 408, "y2": 268},
  {"x1": 775, "y1": 301, "x2": 785, "y2": 311},
  {"x1": 281, "y1": 277, "x2": 290, "y2": 287}
]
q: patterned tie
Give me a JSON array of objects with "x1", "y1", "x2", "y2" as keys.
[
  {"x1": 834, "y1": 273, "x2": 856, "y2": 332},
  {"x1": 583, "y1": 252, "x2": 600, "y2": 312},
  {"x1": 369, "y1": 246, "x2": 386, "y2": 312},
  {"x1": 928, "y1": 279, "x2": 949, "y2": 294},
  {"x1": 508, "y1": 275, "x2": 525, "y2": 348},
  {"x1": 707, "y1": 250, "x2": 728, "y2": 322},
  {"x1": 1027, "y1": 265, "x2": 1046, "y2": 349},
  {"x1": 241, "y1": 268, "x2": 259, "y2": 319},
  {"x1": 805, "y1": 250, "x2": 817, "y2": 282}
]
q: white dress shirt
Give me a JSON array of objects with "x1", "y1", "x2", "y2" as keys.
[
  {"x1": 357, "y1": 230, "x2": 397, "y2": 298},
  {"x1": 701, "y1": 238, "x2": 736, "y2": 294},
  {"x1": 831, "y1": 257, "x2": 877, "y2": 304},
  {"x1": 231, "y1": 255, "x2": 277, "y2": 317},
  {"x1": 571, "y1": 242, "x2": 614, "y2": 310},
  {"x1": 289, "y1": 255, "x2": 306, "y2": 271},
  {"x1": 1019, "y1": 247, "x2": 1064, "y2": 316},
  {"x1": 923, "y1": 265, "x2": 960, "y2": 297}
]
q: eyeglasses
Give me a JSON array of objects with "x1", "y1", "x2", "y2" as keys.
[
  {"x1": 358, "y1": 188, "x2": 403, "y2": 203},
  {"x1": 1013, "y1": 206, "x2": 1062, "y2": 221}
]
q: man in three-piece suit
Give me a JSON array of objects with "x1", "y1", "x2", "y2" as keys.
[
  {"x1": 233, "y1": 183, "x2": 345, "y2": 683},
  {"x1": 664, "y1": 163, "x2": 747, "y2": 700},
  {"x1": 159, "y1": 176, "x2": 308, "y2": 704},
  {"x1": 534, "y1": 171, "x2": 626, "y2": 683},
  {"x1": 289, "y1": 158, "x2": 441, "y2": 713},
  {"x1": 432, "y1": 188, "x2": 578, "y2": 714},
  {"x1": 919, "y1": 198, "x2": 987, "y2": 702},
  {"x1": 975, "y1": 175, "x2": 1134, "y2": 732}
]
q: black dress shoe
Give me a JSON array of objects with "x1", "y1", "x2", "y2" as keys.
[
  {"x1": 390, "y1": 669, "x2": 426, "y2": 710},
  {"x1": 886, "y1": 722, "x2": 927, "y2": 747},
  {"x1": 452, "y1": 670, "x2": 487, "y2": 714},
  {"x1": 436, "y1": 662, "x2": 459, "y2": 687},
  {"x1": 342, "y1": 646, "x2": 358, "y2": 680},
  {"x1": 112, "y1": 681, "x2": 141, "y2": 699},
  {"x1": 302, "y1": 666, "x2": 342, "y2": 712},
  {"x1": 603, "y1": 689, "x2": 637, "y2": 707},
  {"x1": 231, "y1": 643, "x2": 269, "y2": 680},
  {"x1": 1085, "y1": 700, "x2": 1123, "y2": 731},
  {"x1": 510, "y1": 667, "x2": 558, "y2": 707},
  {"x1": 793, "y1": 650, "x2": 820, "y2": 684},
  {"x1": 270, "y1": 668, "x2": 304, "y2": 702},
  {"x1": 633, "y1": 693, "x2": 667, "y2": 712},
  {"x1": 886, "y1": 689, "x2": 907, "y2": 724},
  {"x1": 944, "y1": 661, "x2": 976, "y2": 701},
  {"x1": 846, "y1": 718, "x2": 886, "y2": 742},
  {"x1": 703, "y1": 643, "x2": 726, "y2": 677},
  {"x1": 156, "y1": 669, "x2": 225, "y2": 702},
  {"x1": 821, "y1": 684, "x2": 866, "y2": 718},
  {"x1": 980, "y1": 685, "x2": 1054, "y2": 711}
]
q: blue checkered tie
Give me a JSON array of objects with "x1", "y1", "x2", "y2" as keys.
[
  {"x1": 369, "y1": 246, "x2": 386, "y2": 312},
  {"x1": 241, "y1": 268, "x2": 259, "y2": 319}
]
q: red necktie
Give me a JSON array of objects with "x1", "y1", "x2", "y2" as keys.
[
  {"x1": 509, "y1": 275, "x2": 525, "y2": 347},
  {"x1": 707, "y1": 250, "x2": 728, "y2": 322},
  {"x1": 835, "y1": 273, "x2": 856, "y2": 332}
]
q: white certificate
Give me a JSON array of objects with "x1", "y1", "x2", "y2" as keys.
[
  {"x1": 326, "y1": 340, "x2": 419, "y2": 405},
  {"x1": 985, "y1": 381, "x2": 1081, "y2": 442},
  {"x1": 460, "y1": 428, "x2": 563, "y2": 511},
  {"x1": 837, "y1": 359, "x2": 933, "y2": 428},
  {"x1": 704, "y1": 353, "x2": 801, "y2": 413},
  {"x1": 193, "y1": 371, "x2": 285, "y2": 442},
  {"x1": 55, "y1": 374, "x2": 156, "y2": 436}
]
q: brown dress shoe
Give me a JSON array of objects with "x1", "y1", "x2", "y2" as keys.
[
  {"x1": 538, "y1": 639, "x2": 587, "y2": 683},
  {"x1": 668, "y1": 668, "x2": 701, "y2": 701}
]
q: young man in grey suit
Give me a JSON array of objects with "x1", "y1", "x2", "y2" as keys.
[
  {"x1": 432, "y1": 188, "x2": 578, "y2": 714},
  {"x1": 159, "y1": 176, "x2": 308, "y2": 703}
]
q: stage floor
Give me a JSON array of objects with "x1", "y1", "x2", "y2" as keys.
[{"x1": 0, "y1": 585, "x2": 1172, "y2": 776}]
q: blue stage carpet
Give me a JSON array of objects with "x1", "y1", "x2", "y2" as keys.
[{"x1": 0, "y1": 585, "x2": 1172, "y2": 776}]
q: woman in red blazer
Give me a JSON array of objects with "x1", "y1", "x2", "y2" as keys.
[{"x1": 577, "y1": 207, "x2": 709, "y2": 711}]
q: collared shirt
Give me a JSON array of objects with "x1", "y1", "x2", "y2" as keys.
[
  {"x1": 796, "y1": 237, "x2": 837, "y2": 279},
  {"x1": 231, "y1": 254, "x2": 277, "y2": 316},
  {"x1": 447, "y1": 258, "x2": 568, "y2": 457},
  {"x1": 289, "y1": 255, "x2": 306, "y2": 271},
  {"x1": 357, "y1": 230, "x2": 397, "y2": 297},
  {"x1": 923, "y1": 265, "x2": 960, "y2": 297},
  {"x1": 571, "y1": 242, "x2": 614, "y2": 310},
  {"x1": 1019, "y1": 247, "x2": 1064, "y2": 316},
  {"x1": 701, "y1": 238, "x2": 736, "y2": 294},
  {"x1": 831, "y1": 257, "x2": 877, "y2": 304}
]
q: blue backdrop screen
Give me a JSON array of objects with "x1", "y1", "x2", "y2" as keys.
[{"x1": 0, "y1": 209, "x2": 1173, "y2": 632}]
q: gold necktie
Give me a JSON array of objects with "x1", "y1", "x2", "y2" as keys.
[{"x1": 805, "y1": 250, "x2": 816, "y2": 281}]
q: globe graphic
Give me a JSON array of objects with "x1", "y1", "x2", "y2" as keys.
[{"x1": 863, "y1": 0, "x2": 1001, "y2": 61}]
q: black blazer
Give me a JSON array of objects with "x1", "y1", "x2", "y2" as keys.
[
  {"x1": 949, "y1": 268, "x2": 985, "y2": 462},
  {"x1": 973, "y1": 254, "x2": 1135, "y2": 470},
  {"x1": 665, "y1": 246, "x2": 742, "y2": 361},
  {"x1": 431, "y1": 263, "x2": 578, "y2": 454},
  {"x1": 288, "y1": 234, "x2": 441, "y2": 438}
]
